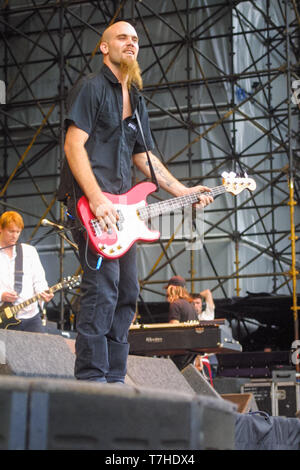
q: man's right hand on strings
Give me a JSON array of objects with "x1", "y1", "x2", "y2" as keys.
[{"x1": 90, "y1": 194, "x2": 119, "y2": 232}]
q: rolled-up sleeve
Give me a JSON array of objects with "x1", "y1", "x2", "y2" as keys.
[{"x1": 66, "y1": 78, "x2": 100, "y2": 135}]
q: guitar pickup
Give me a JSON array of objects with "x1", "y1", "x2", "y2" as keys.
[
  {"x1": 4, "y1": 308, "x2": 13, "y2": 318},
  {"x1": 90, "y1": 218, "x2": 102, "y2": 237},
  {"x1": 116, "y1": 209, "x2": 124, "y2": 231}
]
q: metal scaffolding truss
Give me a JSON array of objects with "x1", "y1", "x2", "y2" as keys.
[{"x1": 0, "y1": 0, "x2": 299, "y2": 335}]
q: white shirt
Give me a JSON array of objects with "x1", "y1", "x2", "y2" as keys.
[
  {"x1": 198, "y1": 304, "x2": 215, "y2": 321},
  {"x1": 0, "y1": 243, "x2": 49, "y2": 319}
]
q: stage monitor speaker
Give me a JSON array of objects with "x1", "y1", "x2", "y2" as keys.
[
  {"x1": 0, "y1": 376, "x2": 29, "y2": 450},
  {"x1": 126, "y1": 355, "x2": 195, "y2": 394},
  {"x1": 0, "y1": 330, "x2": 75, "y2": 379},
  {"x1": 181, "y1": 364, "x2": 222, "y2": 399},
  {"x1": 28, "y1": 378, "x2": 204, "y2": 450},
  {"x1": 0, "y1": 375, "x2": 236, "y2": 450}
]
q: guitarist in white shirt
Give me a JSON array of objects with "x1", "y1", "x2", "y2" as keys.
[{"x1": 0, "y1": 211, "x2": 53, "y2": 332}]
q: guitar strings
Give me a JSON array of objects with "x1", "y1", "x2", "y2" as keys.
[{"x1": 139, "y1": 185, "x2": 226, "y2": 220}]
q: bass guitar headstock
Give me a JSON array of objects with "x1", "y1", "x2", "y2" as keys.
[{"x1": 222, "y1": 171, "x2": 256, "y2": 195}]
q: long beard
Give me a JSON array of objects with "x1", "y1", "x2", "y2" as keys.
[{"x1": 120, "y1": 58, "x2": 143, "y2": 90}]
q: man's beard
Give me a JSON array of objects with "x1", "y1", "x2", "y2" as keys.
[{"x1": 120, "y1": 58, "x2": 143, "y2": 90}]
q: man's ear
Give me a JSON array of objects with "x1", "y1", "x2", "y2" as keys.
[{"x1": 100, "y1": 42, "x2": 108, "y2": 55}]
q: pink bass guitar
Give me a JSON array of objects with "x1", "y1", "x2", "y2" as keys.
[{"x1": 77, "y1": 172, "x2": 256, "y2": 260}]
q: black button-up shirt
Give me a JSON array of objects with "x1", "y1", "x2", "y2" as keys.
[{"x1": 65, "y1": 65, "x2": 154, "y2": 196}]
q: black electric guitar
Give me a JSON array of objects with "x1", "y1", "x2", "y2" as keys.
[{"x1": 0, "y1": 275, "x2": 81, "y2": 329}]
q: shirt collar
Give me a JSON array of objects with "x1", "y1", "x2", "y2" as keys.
[
  {"x1": 101, "y1": 64, "x2": 141, "y2": 112},
  {"x1": 102, "y1": 64, "x2": 140, "y2": 94},
  {"x1": 102, "y1": 64, "x2": 120, "y2": 84}
]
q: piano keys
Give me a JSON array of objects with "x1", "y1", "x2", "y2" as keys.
[{"x1": 128, "y1": 319, "x2": 242, "y2": 356}]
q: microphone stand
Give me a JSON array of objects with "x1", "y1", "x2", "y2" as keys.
[
  {"x1": 52, "y1": 221, "x2": 79, "y2": 332},
  {"x1": 57, "y1": 230, "x2": 78, "y2": 252}
]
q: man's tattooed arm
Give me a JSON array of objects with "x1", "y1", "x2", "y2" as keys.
[
  {"x1": 132, "y1": 151, "x2": 187, "y2": 196},
  {"x1": 132, "y1": 151, "x2": 214, "y2": 207}
]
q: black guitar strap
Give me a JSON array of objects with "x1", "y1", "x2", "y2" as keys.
[
  {"x1": 135, "y1": 109, "x2": 160, "y2": 193},
  {"x1": 14, "y1": 243, "x2": 24, "y2": 294}
]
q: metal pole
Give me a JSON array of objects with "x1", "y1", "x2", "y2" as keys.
[
  {"x1": 285, "y1": 0, "x2": 299, "y2": 376},
  {"x1": 58, "y1": 0, "x2": 65, "y2": 331}
]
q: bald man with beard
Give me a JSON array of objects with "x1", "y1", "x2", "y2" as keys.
[{"x1": 61, "y1": 21, "x2": 213, "y2": 384}]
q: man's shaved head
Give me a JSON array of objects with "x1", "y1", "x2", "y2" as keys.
[
  {"x1": 100, "y1": 21, "x2": 138, "y2": 45},
  {"x1": 99, "y1": 21, "x2": 142, "y2": 90}
]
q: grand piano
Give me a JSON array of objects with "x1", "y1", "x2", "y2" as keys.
[{"x1": 128, "y1": 319, "x2": 242, "y2": 356}]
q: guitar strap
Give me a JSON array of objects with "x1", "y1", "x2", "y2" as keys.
[
  {"x1": 135, "y1": 108, "x2": 160, "y2": 193},
  {"x1": 14, "y1": 243, "x2": 24, "y2": 294}
]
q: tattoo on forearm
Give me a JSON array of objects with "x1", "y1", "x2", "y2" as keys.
[{"x1": 146, "y1": 160, "x2": 174, "y2": 187}]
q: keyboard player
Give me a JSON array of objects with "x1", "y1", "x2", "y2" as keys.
[{"x1": 166, "y1": 276, "x2": 205, "y2": 370}]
